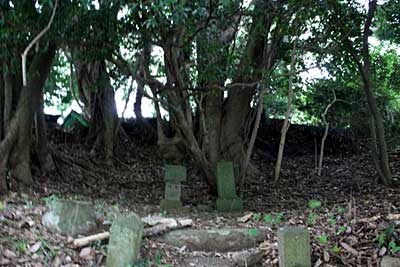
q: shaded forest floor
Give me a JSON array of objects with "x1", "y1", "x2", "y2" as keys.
[{"x1": 0, "y1": 127, "x2": 400, "y2": 266}]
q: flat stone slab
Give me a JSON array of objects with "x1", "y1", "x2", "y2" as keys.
[
  {"x1": 381, "y1": 256, "x2": 400, "y2": 267},
  {"x1": 42, "y1": 199, "x2": 96, "y2": 236},
  {"x1": 231, "y1": 249, "x2": 263, "y2": 267},
  {"x1": 163, "y1": 228, "x2": 264, "y2": 252},
  {"x1": 106, "y1": 213, "x2": 144, "y2": 267},
  {"x1": 179, "y1": 256, "x2": 233, "y2": 267},
  {"x1": 277, "y1": 227, "x2": 311, "y2": 267}
]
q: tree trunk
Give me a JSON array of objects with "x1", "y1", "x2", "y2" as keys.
[
  {"x1": 34, "y1": 97, "x2": 55, "y2": 174},
  {"x1": 220, "y1": 86, "x2": 254, "y2": 171},
  {"x1": 0, "y1": 70, "x2": 4, "y2": 140},
  {"x1": 360, "y1": 0, "x2": 392, "y2": 185},
  {"x1": 75, "y1": 59, "x2": 118, "y2": 164},
  {"x1": 145, "y1": 0, "x2": 281, "y2": 190},
  {"x1": 0, "y1": 47, "x2": 56, "y2": 190},
  {"x1": 337, "y1": 0, "x2": 392, "y2": 185},
  {"x1": 134, "y1": 81, "x2": 144, "y2": 121},
  {"x1": 3, "y1": 72, "x2": 13, "y2": 135},
  {"x1": 204, "y1": 91, "x2": 222, "y2": 169}
]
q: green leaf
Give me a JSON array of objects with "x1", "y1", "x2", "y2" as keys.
[
  {"x1": 0, "y1": 201, "x2": 4, "y2": 211},
  {"x1": 332, "y1": 245, "x2": 341, "y2": 253},
  {"x1": 274, "y1": 213, "x2": 284, "y2": 225},
  {"x1": 376, "y1": 234, "x2": 386, "y2": 248},
  {"x1": 263, "y1": 214, "x2": 273, "y2": 224},
  {"x1": 318, "y1": 235, "x2": 328, "y2": 244},
  {"x1": 328, "y1": 215, "x2": 336, "y2": 226},
  {"x1": 308, "y1": 200, "x2": 322, "y2": 209},
  {"x1": 337, "y1": 207, "x2": 346, "y2": 213},
  {"x1": 389, "y1": 241, "x2": 400, "y2": 253},
  {"x1": 252, "y1": 213, "x2": 261, "y2": 222},
  {"x1": 248, "y1": 228, "x2": 259, "y2": 237},
  {"x1": 337, "y1": 226, "x2": 346, "y2": 235},
  {"x1": 307, "y1": 213, "x2": 319, "y2": 225}
]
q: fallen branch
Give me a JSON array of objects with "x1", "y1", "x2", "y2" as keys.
[
  {"x1": 72, "y1": 232, "x2": 110, "y2": 248},
  {"x1": 71, "y1": 217, "x2": 193, "y2": 248}
]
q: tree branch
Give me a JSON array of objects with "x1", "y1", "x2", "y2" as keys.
[{"x1": 21, "y1": 0, "x2": 58, "y2": 87}]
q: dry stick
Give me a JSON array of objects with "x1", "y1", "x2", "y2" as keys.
[
  {"x1": 71, "y1": 218, "x2": 192, "y2": 248},
  {"x1": 314, "y1": 137, "x2": 318, "y2": 171},
  {"x1": 274, "y1": 44, "x2": 297, "y2": 183},
  {"x1": 318, "y1": 90, "x2": 336, "y2": 176},
  {"x1": 239, "y1": 84, "x2": 266, "y2": 189},
  {"x1": 21, "y1": 0, "x2": 58, "y2": 87},
  {"x1": 318, "y1": 93, "x2": 351, "y2": 176}
]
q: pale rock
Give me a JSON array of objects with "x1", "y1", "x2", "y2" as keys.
[
  {"x1": 4, "y1": 249, "x2": 17, "y2": 259},
  {"x1": 79, "y1": 247, "x2": 93, "y2": 260}
]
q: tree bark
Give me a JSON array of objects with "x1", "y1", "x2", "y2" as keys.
[
  {"x1": 75, "y1": 59, "x2": 118, "y2": 164},
  {"x1": 0, "y1": 70, "x2": 4, "y2": 140},
  {"x1": 34, "y1": 97, "x2": 55, "y2": 174},
  {"x1": 0, "y1": 47, "x2": 56, "y2": 189},
  {"x1": 134, "y1": 81, "x2": 144, "y2": 121},
  {"x1": 3, "y1": 72, "x2": 13, "y2": 135}
]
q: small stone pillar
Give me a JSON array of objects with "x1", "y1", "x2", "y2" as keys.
[
  {"x1": 277, "y1": 227, "x2": 311, "y2": 267},
  {"x1": 160, "y1": 164, "x2": 187, "y2": 210},
  {"x1": 106, "y1": 213, "x2": 144, "y2": 267},
  {"x1": 216, "y1": 161, "x2": 243, "y2": 212},
  {"x1": 381, "y1": 256, "x2": 400, "y2": 267}
]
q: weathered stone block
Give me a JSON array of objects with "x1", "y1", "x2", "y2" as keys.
[
  {"x1": 163, "y1": 228, "x2": 265, "y2": 252},
  {"x1": 165, "y1": 165, "x2": 187, "y2": 182},
  {"x1": 161, "y1": 165, "x2": 186, "y2": 210},
  {"x1": 381, "y1": 256, "x2": 400, "y2": 267},
  {"x1": 216, "y1": 198, "x2": 243, "y2": 212},
  {"x1": 164, "y1": 182, "x2": 181, "y2": 201},
  {"x1": 160, "y1": 199, "x2": 182, "y2": 210},
  {"x1": 106, "y1": 213, "x2": 144, "y2": 267},
  {"x1": 216, "y1": 161, "x2": 238, "y2": 199},
  {"x1": 277, "y1": 227, "x2": 311, "y2": 267},
  {"x1": 42, "y1": 199, "x2": 96, "y2": 236}
]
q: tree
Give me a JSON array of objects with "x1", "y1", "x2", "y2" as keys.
[
  {"x1": 0, "y1": 1, "x2": 60, "y2": 191},
  {"x1": 126, "y1": 0, "x2": 318, "y2": 190},
  {"x1": 327, "y1": 0, "x2": 392, "y2": 185}
]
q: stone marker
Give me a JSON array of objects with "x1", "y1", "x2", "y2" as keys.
[
  {"x1": 277, "y1": 227, "x2": 311, "y2": 267},
  {"x1": 216, "y1": 161, "x2": 243, "y2": 212},
  {"x1": 106, "y1": 213, "x2": 144, "y2": 267},
  {"x1": 160, "y1": 165, "x2": 187, "y2": 210},
  {"x1": 381, "y1": 256, "x2": 400, "y2": 267},
  {"x1": 163, "y1": 228, "x2": 264, "y2": 252},
  {"x1": 42, "y1": 199, "x2": 96, "y2": 236}
]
